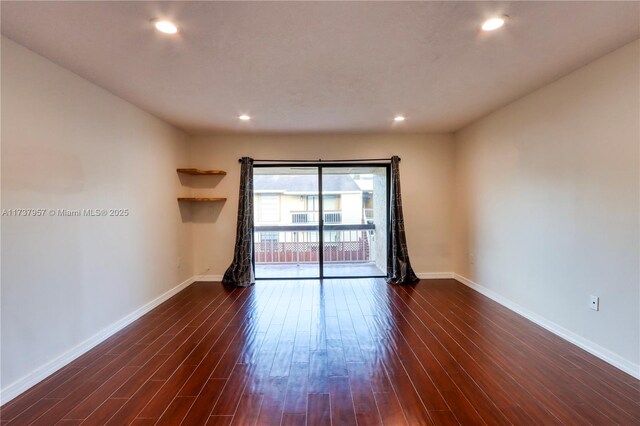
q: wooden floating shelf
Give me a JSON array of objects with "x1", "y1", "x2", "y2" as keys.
[
  {"x1": 176, "y1": 168, "x2": 226, "y2": 202},
  {"x1": 177, "y1": 197, "x2": 227, "y2": 202},
  {"x1": 177, "y1": 168, "x2": 227, "y2": 175}
]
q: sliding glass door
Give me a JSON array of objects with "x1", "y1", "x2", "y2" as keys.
[
  {"x1": 253, "y1": 167, "x2": 320, "y2": 279},
  {"x1": 253, "y1": 164, "x2": 388, "y2": 279},
  {"x1": 321, "y1": 166, "x2": 388, "y2": 278}
]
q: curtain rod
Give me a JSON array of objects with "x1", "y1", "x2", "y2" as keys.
[{"x1": 238, "y1": 157, "x2": 399, "y2": 163}]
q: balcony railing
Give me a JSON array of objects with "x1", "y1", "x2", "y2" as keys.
[
  {"x1": 254, "y1": 224, "x2": 375, "y2": 264},
  {"x1": 290, "y1": 210, "x2": 341, "y2": 224}
]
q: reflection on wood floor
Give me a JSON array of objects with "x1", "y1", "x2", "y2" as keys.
[{"x1": 2, "y1": 279, "x2": 639, "y2": 425}]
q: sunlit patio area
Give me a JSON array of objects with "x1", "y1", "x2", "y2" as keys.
[{"x1": 255, "y1": 261, "x2": 385, "y2": 279}]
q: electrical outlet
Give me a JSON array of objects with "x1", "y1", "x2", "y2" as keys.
[
  {"x1": 590, "y1": 295, "x2": 599, "y2": 311},
  {"x1": 469, "y1": 253, "x2": 475, "y2": 265}
]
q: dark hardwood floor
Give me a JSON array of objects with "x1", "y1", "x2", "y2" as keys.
[{"x1": 2, "y1": 279, "x2": 639, "y2": 425}]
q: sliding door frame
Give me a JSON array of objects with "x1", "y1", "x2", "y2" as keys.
[{"x1": 253, "y1": 162, "x2": 391, "y2": 280}]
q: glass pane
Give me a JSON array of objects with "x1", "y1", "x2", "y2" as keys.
[
  {"x1": 322, "y1": 166, "x2": 387, "y2": 277},
  {"x1": 254, "y1": 167, "x2": 320, "y2": 278}
]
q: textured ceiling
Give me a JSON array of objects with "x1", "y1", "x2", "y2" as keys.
[{"x1": 2, "y1": 1, "x2": 639, "y2": 134}]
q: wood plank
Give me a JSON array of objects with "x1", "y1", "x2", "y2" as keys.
[
  {"x1": 155, "y1": 396, "x2": 194, "y2": 425},
  {"x1": 306, "y1": 393, "x2": 331, "y2": 425},
  {"x1": 328, "y1": 376, "x2": 357, "y2": 425},
  {"x1": 177, "y1": 197, "x2": 227, "y2": 202},
  {"x1": 177, "y1": 168, "x2": 227, "y2": 175}
]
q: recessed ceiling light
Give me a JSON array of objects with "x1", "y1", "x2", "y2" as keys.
[
  {"x1": 394, "y1": 115, "x2": 406, "y2": 122},
  {"x1": 239, "y1": 114, "x2": 251, "y2": 121},
  {"x1": 153, "y1": 19, "x2": 178, "y2": 34},
  {"x1": 481, "y1": 16, "x2": 507, "y2": 31}
]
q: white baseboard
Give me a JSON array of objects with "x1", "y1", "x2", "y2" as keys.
[
  {"x1": 417, "y1": 272, "x2": 454, "y2": 279},
  {"x1": 453, "y1": 273, "x2": 640, "y2": 380},
  {"x1": 192, "y1": 274, "x2": 224, "y2": 282},
  {"x1": 0, "y1": 275, "x2": 197, "y2": 405}
]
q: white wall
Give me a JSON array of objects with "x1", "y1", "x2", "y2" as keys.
[
  {"x1": 1, "y1": 37, "x2": 193, "y2": 394},
  {"x1": 453, "y1": 40, "x2": 640, "y2": 374},
  {"x1": 188, "y1": 134, "x2": 455, "y2": 277}
]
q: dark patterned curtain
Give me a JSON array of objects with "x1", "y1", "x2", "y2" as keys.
[
  {"x1": 222, "y1": 157, "x2": 255, "y2": 287},
  {"x1": 387, "y1": 156, "x2": 419, "y2": 285}
]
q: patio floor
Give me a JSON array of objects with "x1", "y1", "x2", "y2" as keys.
[{"x1": 255, "y1": 262, "x2": 385, "y2": 279}]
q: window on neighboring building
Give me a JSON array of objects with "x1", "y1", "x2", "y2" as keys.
[
  {"x1": 323, "y1": 195, "x2": 339, "y2": 211},
  {"x1": 305, "y1": 195, "x2": 318, "y2": 212}
]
